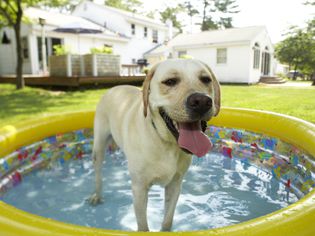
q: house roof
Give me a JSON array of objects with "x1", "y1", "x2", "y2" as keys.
[
  {"x1": 146, "y1": 26, "x2": 267, "y2": 55},
  {"x1": 24, "y1": 7, "x2": 126, "y2": 40},
  {"x1": 77, "y1": 1, "x2": 168, "y2": 30},
  {"x1": 25, "y1": 8, "x2": 99, "y2": 29},
  {"x1": 172, "y1": 26, "x2": 266, "y2": 46}
]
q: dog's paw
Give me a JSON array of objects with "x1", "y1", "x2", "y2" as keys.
[{"x1": 87, "y1": 193, "x2": 103, "y2": 205}]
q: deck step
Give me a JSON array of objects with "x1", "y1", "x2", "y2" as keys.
[{"x1": 259, "y1": 76, "x2": 287, "y2": 84}]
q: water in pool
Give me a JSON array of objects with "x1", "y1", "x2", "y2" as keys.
[{"x1": 1, "y1": 149, "x2": 298, "y2": 232}]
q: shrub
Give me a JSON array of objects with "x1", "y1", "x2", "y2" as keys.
[
  {"x1": 142, "y1": 67, "x2": 149, "y2": 75},
  {"x1": 53, "y1": 44, "x2": 71, "y2": 56},
  {"x1": 179, "y1": 54, "x2": 193, "y2": 59},
  {"x1": 90, "y1": 46, "x2": 113, "y2": 54}
]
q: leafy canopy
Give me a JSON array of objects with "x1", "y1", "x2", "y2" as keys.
[
  {"x1": 105, "y1": 0, "x2": 143, "y2": 13},
  {"x1": 275, "y1": 20, "x2": 315, "y2": 79}
]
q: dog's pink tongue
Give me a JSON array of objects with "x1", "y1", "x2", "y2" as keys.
[{"x1": 178, "y1": 122, "x2": 212, "y2": 157}]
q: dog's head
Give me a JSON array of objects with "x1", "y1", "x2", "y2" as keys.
[{"x1": 143, "y1": 59, "x2": 221, "y2": 157}]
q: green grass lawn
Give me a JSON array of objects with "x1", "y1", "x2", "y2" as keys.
[
  {"x1": 222, "y1": 84, "x2": 315, "y2": 123},
  {"x1": 0, "y1": 82, "x2": 314, "y2": 127}
]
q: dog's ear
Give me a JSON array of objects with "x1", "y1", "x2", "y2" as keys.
[
  {"x1": 199, "y1": 61, "x2": 221, "y2": 117},
  {"x1": 209, "y1": 68, "x2": 221, "y2": 117},
  {"x1": 142, "y1": 62, "x2": 160, "y2": 117}
]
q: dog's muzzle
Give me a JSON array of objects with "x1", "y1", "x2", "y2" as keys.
[
  {"x1": 186, "y1": 93, "x2": 212, "y2": 118},
  {"x1": 159, "y1": 107, "x2": 212, "y2": 157}
]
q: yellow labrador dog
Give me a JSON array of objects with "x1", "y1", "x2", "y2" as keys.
[{"x1": 89, "y1": 59, "x2": 221, "y2": 231}]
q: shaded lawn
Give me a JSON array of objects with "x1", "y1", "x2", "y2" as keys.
[
  {"x1": 0, "y1": 84, "x2": 107, "y2": 126},
  {"x1": 0, "y1": 83, "x2": 314, "y2": 127}
]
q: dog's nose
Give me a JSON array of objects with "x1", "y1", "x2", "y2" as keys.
[{"x1": 186, "y1": 93, "x2": 212, "y2": 115}]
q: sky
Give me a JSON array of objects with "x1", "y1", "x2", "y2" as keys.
[{"x1": 140, "y1": 0, "x2": 314, "y2": 43}]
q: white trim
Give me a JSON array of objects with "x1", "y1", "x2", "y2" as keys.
[
  {"x1": 92, "y1": 54, "x2": 97, "y2": 76},
  {"x1": 172, "y1": 40, "x2": 250, "y2": 51},
  {"x1": 66, "y1": 54, "x2": 72, "y2": 77},
  {"x1": 31, "y1": 28, "x2": 129, "y2": 43}
]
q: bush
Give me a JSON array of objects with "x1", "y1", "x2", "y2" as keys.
[
  {"x1": 90, "y1": 46, "x2": 113, "y2": 54},
  {"x1": 53, "y1": 45, "x2": 71, "y2": 56},
  {"x1": 179, "y1": 54, "x2": 193, "y2": 59},
  {"x1": 142, "y1": 67, "x2": 149, "y2": 75}
]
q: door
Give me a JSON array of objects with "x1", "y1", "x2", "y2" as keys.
[{"x1": 261, "y1": 52, "x2": 270, "y2": 76}]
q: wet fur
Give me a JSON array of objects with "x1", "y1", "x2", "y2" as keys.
[{"x1": 89, "y1": 59, "x2": 221, "y2": 231}]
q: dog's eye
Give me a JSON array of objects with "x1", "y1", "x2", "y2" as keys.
[
  {"x1": 162, "y1": 78, "x2": 178, "y2": 87},
  {"x1": 200, "y1": 76, "x2": 212, "y2": 84}
]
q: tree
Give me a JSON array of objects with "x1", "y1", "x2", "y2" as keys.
[
  {"x1": 303, "y1": 0, "x2": 315, "y2": 85},
  {"x1": 105, "y1": 0, "x2": 143, "y2": 13},
  {"x1": 275, "y1": 0, "x2": 315, "y2": 86},
  {"x1": 0, "y1": 0, "x2": 36, "y2": 89},
  {"x1": 304, "y1": 19, "x2": 315, "y2": 85},
  {"x1": 200, "y1": 0, "x2": 214, "y2": 31},
  {"x1": 0, "y1": 0, "x2": 77, "y2": 90},
  {"x1": 184, "y1": 1, "x2": 199, "y2": 32},
  {"x1": 198, "y1": 0, "x2": 239, "y2": 31},
  {"x1": 160, "y1": 6, "x2": 184, "y2": 32},
  {"x1": 215, "y1": 0, "x2": 239, "y2": 28},
  {"x1": 275, "y1": 25, "x2": 315, "y2": 83},
  {"x1": 201, "y1": 16, "x2": 218, "y2": 30},
  {"x1": 37, "y1": 0, "x2": 81, "y2": 12},
  {"x1": 304, "y1": 0, "x2": 315, "y2": 5}
]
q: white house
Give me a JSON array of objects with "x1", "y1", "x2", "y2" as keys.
[
  {"x1": 145, "y1": 26, "x2": 275, "y2": 84},
  {"x1": 72, "y1": 0, "x2": 175, "y2": 64},
  {"x1": 0, "y1": 1, "x2": 175, "y2": 76},
  {"x1": 0, "y1": 7, "x2": 128, "y2": 75}
]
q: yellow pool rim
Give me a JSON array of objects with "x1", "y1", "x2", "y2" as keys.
[{"x1": 0, "y1": 107, "x2": 315, "y2": 236}]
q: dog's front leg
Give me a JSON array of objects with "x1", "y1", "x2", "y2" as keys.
[
  {"x1": 132, "y1": 183, "x2": 149, "y2": 231},
  {"x1": 161, "y1": 174, "x2": 183, "y2": 231},
  {"x1": 88, "y1": 132, "x2": 109, "y2": 205},
  {"x1": 88, "y1": 150, "x2": 104, "y2": 205}
]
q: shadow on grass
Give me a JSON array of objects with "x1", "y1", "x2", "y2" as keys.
[{"x1": 0, "y1": 85, "x2": 93, "y2": 124}]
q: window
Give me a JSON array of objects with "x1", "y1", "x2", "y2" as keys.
[
  {"x1": 216, "y1": 48, "x2": 227, "y2": 64},
  {"x1": 1, "y1": 31, "x2": 11, "y2": 44},
  {"x1": 253, "y1": 43, "x2": 260, "y2": 69},
  {"x1": 152, "y1": 30, "x2": 158, "y2": 43},
  {"x1": 22, "y1": 37, "x2": 29, "y2": 59},
  {"x1": 178, "y1": 51, "x2": 187, "y2": 58},
  {"x1": 144, "y1": 27, "x2": 148, "y2": 38},
  {"x1": 131, "y1": 24, "x2": 135, "y2": 35},
  {"x1": 51, "y1": 38, "x2": 62, "y2": 55}
]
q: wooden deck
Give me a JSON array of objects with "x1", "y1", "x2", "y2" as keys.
[{"x1": 0, "y1": 75, "x2": 146, "y2": 87}]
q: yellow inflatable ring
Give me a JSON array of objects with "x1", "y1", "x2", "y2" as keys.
[{"x1": 0, "y1": 107, "x2": 315, "y2": 236}]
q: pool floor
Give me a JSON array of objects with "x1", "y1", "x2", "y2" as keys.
[{"x1": 1, "y1": 149, "x2": 298, "y2": 232}]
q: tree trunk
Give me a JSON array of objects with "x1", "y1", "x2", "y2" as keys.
[
  {"x1": 201, "y1": 1, "x2": 207, "y2": 31},
  {"x1": 293, "y1": 64, "x2": 298, "y2": 81},
  {"x1": 312, "y1": 73, "x2": 315, "y2": 86},
  {"x1": 14, "y1": 2, "x2": 24, "y2": 89}
]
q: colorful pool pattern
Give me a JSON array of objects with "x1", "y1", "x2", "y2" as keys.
[{"x1": 1, "y1": 126, "x2": 315, "y2": 198}]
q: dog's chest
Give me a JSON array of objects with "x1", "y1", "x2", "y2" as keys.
[
  {"x1": 148, "y1": 151, "x2": 189, "y2": 187},
  {"x1": 150, "y1": 161, "x2": 177, "y2": 186}
]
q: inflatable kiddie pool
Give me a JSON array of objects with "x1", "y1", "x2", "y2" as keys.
[{"x1": 0, "y1": 108, "x2": 315, "y2": 236}]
